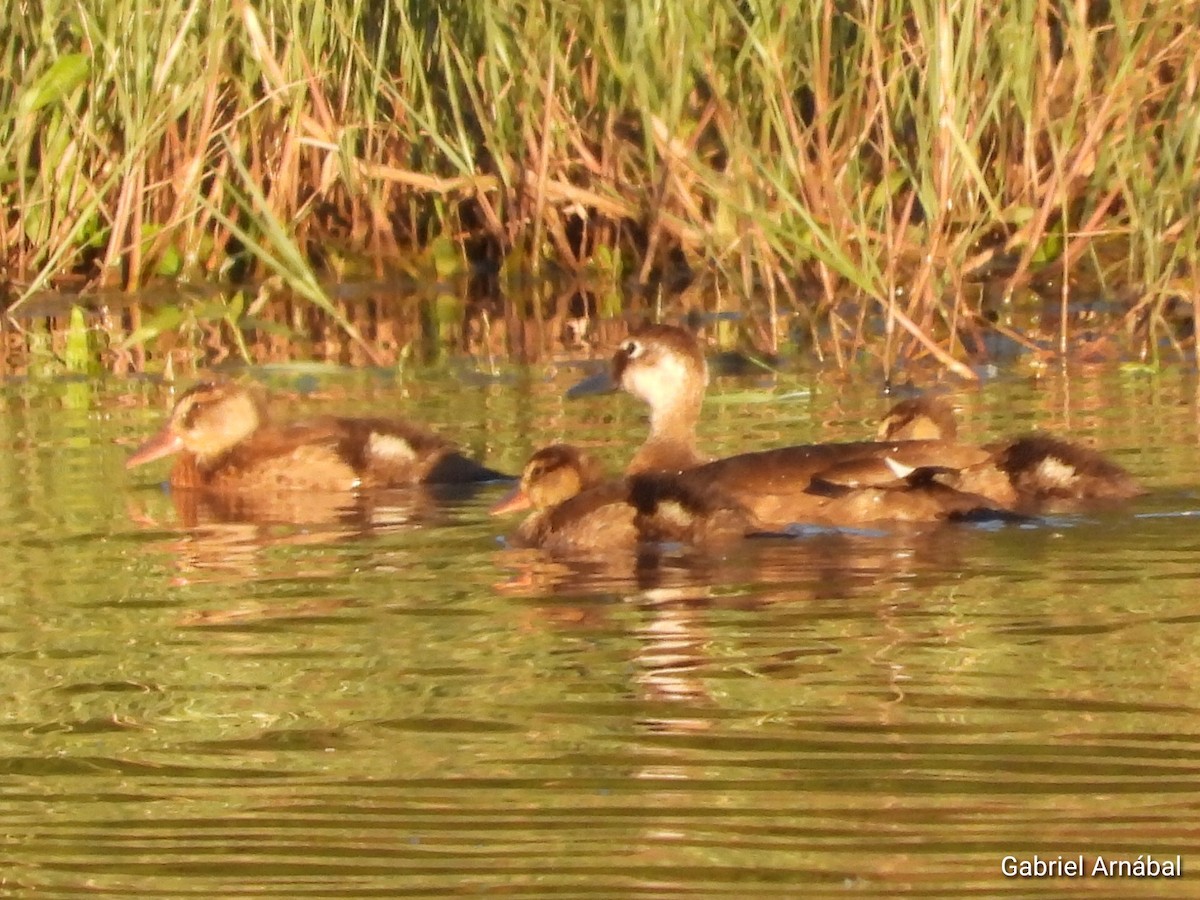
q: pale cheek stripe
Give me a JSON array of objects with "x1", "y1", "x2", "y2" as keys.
[{"x1": 367, "y1": 432, "x2": 418, "y2": 464}]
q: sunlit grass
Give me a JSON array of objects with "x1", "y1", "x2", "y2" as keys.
[{"x1": 1, "y1": 0, "x2": 1197, "y2": 369}]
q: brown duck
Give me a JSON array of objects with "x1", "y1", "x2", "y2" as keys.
[
  {"x1": 491, "y1": 444, "x2": 754, "y2": 553},
  {"x1": 607, "y1": 325, "x2": 1018, "y2": 528},
  {"x1": 126, "y1": 381, "x2": 506, "y2": 491},
  {"x1": 876, "y1": 396, "x2": 1144, "y2": 511}
]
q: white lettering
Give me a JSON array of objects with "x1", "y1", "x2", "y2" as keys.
[{"x1": 1002, "y1": 855, "x2": 1083, "y2": 877}]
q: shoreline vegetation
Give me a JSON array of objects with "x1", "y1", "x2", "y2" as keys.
[{"x1": 2, "y1": 1, "x2": 1198, "y2": 376}]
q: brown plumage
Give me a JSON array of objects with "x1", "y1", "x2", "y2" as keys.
[
  {"x1": 491, "y1": 444, "x2": 754, "y2": 552},
  {"x1": 489, "y1": 445, "x2": 628, "y2": 552},
  {"x1": 874, "y1": 395, "x2": 1144, "y2": 511},
  {"x1": 612, "y1": 324, "x2": 712, "y2": 474},
  {"x1": 666, "y1": 439, "x2": 1004, "y2": 528},
  {"x1": 973, "y1": 433, "x2": 1143, "y2": 510},
  {"x1": 877, "y1": 396, "x2": 960, "y2": 441},
  {"x1": 627, "y1": 470, "x2": 755, "y2": 545},
  {"x1": 606, "y1": 325, "x2": 1012, "y2": 528},
  {"x1": 126, "y1": 381, "x2": 506, "y2": 491}
]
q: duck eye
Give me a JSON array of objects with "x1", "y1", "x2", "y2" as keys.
[
  {"x1": 180, "y1": 399, "x2": 205, "y2": 429},
  {"x1": 622, "y1": 339, "x2": 643, "y2": 358}
]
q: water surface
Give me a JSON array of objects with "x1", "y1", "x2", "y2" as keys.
[{"x1": 2, "y1": 361, "x2": 1199, "y2": 897}]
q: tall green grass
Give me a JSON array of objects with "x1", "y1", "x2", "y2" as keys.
[{"x1": 2, "y1": 0, "x2": 1197, "y2": 369}]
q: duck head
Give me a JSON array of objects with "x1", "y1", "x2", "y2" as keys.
[
  {"x1": 612, "y1": 325, "x2": 708, "y2": 423},
  {"x1": 611, "y1": 324, "x2": 710, "y2": 473},
  {"x1": 877, "y1": 396, "x2": 958, "y2": 441},
  {"x1": 490, "y1": 444, "x2": 607, "y2": 515},
  {"x1": 126, "y1": 382, "x2": 265, "y2": 470}
]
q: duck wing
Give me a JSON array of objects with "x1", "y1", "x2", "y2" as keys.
[
  {"x1": 211, "y1": 420, "x2": 360, "y2": 491},
  {"x1": 678, "y1": 440, "x2": 995, "y2": 529},
  {"x1": 535, "y1": 480, "x2": 638, "y2": 552}
]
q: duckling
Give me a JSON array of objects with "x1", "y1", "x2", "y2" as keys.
[
  {"x1": 489, "y1": 445, "x2": 628, "y2": 551},
  {"x1": 876, "y1": 395, "x2": 1143, "y2": 511},
  {"x1": 491, "y1": 445, "x2": 754, "y2": 552},
  {"x1": 126, "y1": 381, "x2": 506, "y2": 491},
  {"x1": 975, "y1": 433, "x2": 1143, "y2": 510},
  {"x1": 877, "y1": 396, "x2": 960, "y2": 441}
]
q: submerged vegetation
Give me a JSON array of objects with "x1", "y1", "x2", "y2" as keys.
[{"x1": 1, "y1": 0, "x2": 1198, "y2": 373}]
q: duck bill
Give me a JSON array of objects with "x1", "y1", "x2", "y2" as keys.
[
  {"x1": 564, "y1": 369, "x2": 617, "y2": 399},
  {"x1": 126, "y1": 428, "x2": 185, "y2": 469},
  {"x1": 489, "y1": 486, "x2": 531, "y2": 516}
]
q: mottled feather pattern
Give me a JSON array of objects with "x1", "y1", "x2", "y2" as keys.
[
  {"x1": 127, "y1": 381, "x2": 507, "y2": 494},
  {"x1": 602, "y1": 326, "x2": 1143, "y2": 529}
]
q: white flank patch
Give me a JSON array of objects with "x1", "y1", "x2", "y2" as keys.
[
  {"x1": 368, "y1": 432, "x2": 418, "y2": 464},
  {"x1": 657, "y1": 500, "x2": 692, "y2": 527},
  {"x1": 1035, "y1": 456, "x2": 1076, "y2": 488}
]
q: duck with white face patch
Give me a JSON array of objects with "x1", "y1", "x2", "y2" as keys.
[
  {"x1": 591, "y1": 324, "x2": 1028, "y2": 528},
  {"x1": 611, "y1": 325, "x2": 712, "y2": 476}
]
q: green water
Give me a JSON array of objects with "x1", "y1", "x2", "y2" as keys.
[{"x1": 2, "y1": 361, "x2": 1199, "y2": 898}]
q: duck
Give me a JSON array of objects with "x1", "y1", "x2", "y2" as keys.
[
  {"x1": 490, "y1": 444, "x2": 754, "y2": 553},
  {"x1": 982, "y1": 434, "x2": 1143, "y2": 509},
  {"x1": 605, "y1": 325, "x2": 1019, "y2": 528},
  {"x1": 611, "y1": 324, "x2": 712, "y2": 474},
  {"x1": 126, "y1": 380, "x2": 507, "y2": 491},
  {"x1": 490, "y1": 445, "x2": 632, "y2": 551},
  {"x1": 875, "y1": 395, "x2": 1144, "y2": 511}
]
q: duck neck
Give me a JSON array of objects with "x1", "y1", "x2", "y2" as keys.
[
  {"x1": 651, "y1": 400, "x2": 699, "y2": 445},
  {"x1": 629, "y1": 400, "x2": 704, "y2": 475}
]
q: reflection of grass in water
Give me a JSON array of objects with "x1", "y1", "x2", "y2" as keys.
[
  {"x1": 2, "y1": 2, "x2": 1198, "y2": 370},
  {"x1": 1, "y1": 276, "x2": 1185, "y2": 382}
]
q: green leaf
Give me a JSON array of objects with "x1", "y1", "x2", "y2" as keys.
[
  {"x1": 156, "y1": 244, "x2": 182, "y2": 277},
  {"x1": 64, "y1": 306, "x2": 91, "y2": 374},
  {"x1": 429, "y1": 235, "x2": 462, "y2": 279},
  {"x1": 118, "y1": 305, "x2": 184, "y2": 350},
  {"x1": 253, "y1": 361, "x2": 353, "y2": 376},
  {"x1": 227, "y1": 291, "x2": 245, "y2": 322},
  {"x1": 706, "y1": 389, "x2": 810, "y2": 405},
  {"x1": 1118, "y1": 362, "x2": 1159, "y2": 375},
  {"x1": 1031, "y1": 223, "x2": 1065, "y2": 265},
  {"x1": 195, "y1": 299, "x2": 237, "y2": 322},
  {"x1": 599, "y1": 287, "x2": 623, "y2": 318},
  {"x1": 19, "y1": 54, "x2": 90, "y2": 115},
  {"x1": 867, "y1": 170, "x2": 910, "y2": 217}
]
